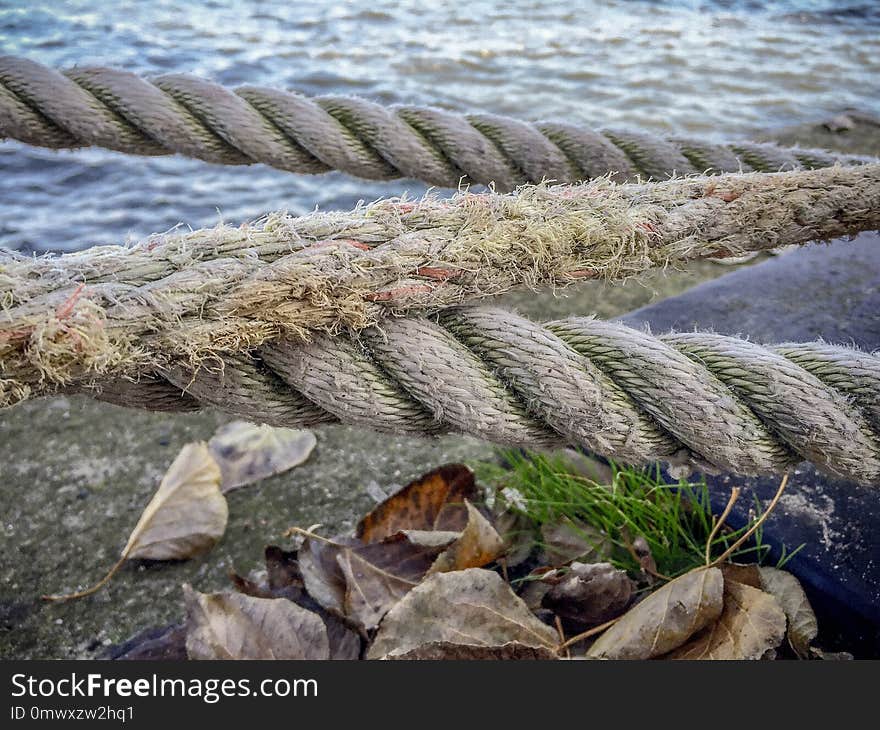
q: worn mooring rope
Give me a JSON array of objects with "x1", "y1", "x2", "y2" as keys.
[
  {"x1": 65, "y1": 306, "x2": 880, "y2": 487},
  {"x1": 3, "y1": 163, "x2": 880, "y2": 409},
  {"x1": 0, "y1": 56, "x2": 873, "y2": 190}
]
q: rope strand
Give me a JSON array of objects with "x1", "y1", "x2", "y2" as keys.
[
  {"x1": 3, "y1": 164, "x2": 879, "y2": 408},
  {"x1": 65, "y1": 306, "x2": 880, "y2": 486},
  {"x1": 1, "y1": 57, "x2": 873, "y2": 190}
]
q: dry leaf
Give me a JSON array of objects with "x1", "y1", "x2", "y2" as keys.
[
  {"x1": 542, "y1": 562, "x2": 634, "y2": 625},
  {"x1": 667, "y1": 580, "x2": 786, "y2": 660},
  {"x1": 43, "y1": 442, "x2": 226, "y2": 601},
  {"x1": 519, "y1": 574, "x2": 555, "y2": 613},
  {"x1": 229, "y1": 549, "x2": 361, "y2": 660},
  {"x1": 720, "y1": 562, "x2": 762, "y2": 588},
  {"x1": 337, "y1": 534, "x2": 447, "y2": 631},
  {"x1": 184, "y1": 585, "x2": 330, "y2": 659},
  {"x1": 367, "y1": 568, "x2": 559, "y2": 660},
  {"x1": 123, "y1": 443, "x2": 226, "y2": 560},
  {"x1": 298, "y1": 532, "x2": 447, "y2": 630},
  {"x1": 759, "y1": 567, "x2": 818, "y2": 658},
  {"x1": 587, "y1": 567, "x2": 724, "y2": 659},
  {"x1": 298, "y1": 536, "x2": 355, "y2": 615},
  {"x1": 265, "y1": 545, "x2": 304, "y2": 591},
  {"x1": 305, "y1": 504, "x2": 502, "y2": 631},
  {"x1": 356, "y1": 464, "x2": 477, "y2": 542},
  {"x1": 397, "y1": 530, "x2": 460, "y2": 549},
  {"x1": 539, "y1": 517, "x2": 610, "y2": 567},
  {"x1": 427, "y1": 501, "x2": 505, "y2": 574},
  {"x1": 208, "y1": 421, "x2": 316, "y2": 492},
  {"x1": 292, "y1": 466, "x2": 501, "y2": 633},
  {"x1": 388, "y1": 642, "x2": 557, "y2": 660}
]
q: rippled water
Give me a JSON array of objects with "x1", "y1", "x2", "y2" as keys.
[{"x1": 1, "y1": 0, "x2": 878, "y2": 252}]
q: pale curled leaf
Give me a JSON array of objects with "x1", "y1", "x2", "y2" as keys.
[
  {"x1": 41, "y1": 443, "x2": 226, "y2": 602},
  {"x1": 667, "y1": 580, "x2": 786, "y2": 660},
  {"x1": 208, "y1": 421, "x2": 316, "y2": 492},
  {"x1": 427, "y1": 501, "x2": 505, "y2": 574},
  {"x1": 367, "y1": 568, "x2": 559, "y2": 660},
  {"x1": 587, "y1": 567, "x2": 724, "y2": 660},
  {"x1": 759, "y1": 567, "x2": 818, "y2": 658},
  {"x1": 184, "y1": 585, "x2": 330, "y2": 660},
  {"x1": 398, "y1": 530, "x2": 460, "y2": 549},
  {"x1": 123, "y1": 442, "x2": 226, "y2": 561}
]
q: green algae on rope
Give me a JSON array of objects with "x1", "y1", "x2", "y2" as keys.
[{"x1": 2, "y1": 163, "x2": 880, "y2": 408}]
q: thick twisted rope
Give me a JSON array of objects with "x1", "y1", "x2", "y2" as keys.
[
  {"x1": 3, "y1": 164, "x2": 879, "y2": 407},
  {"x1": 67, "y1": 306, "x2": 880, "y2": 486},
  {"x1": 0, "y1": 57, "x2": 873, "y2": 190}
]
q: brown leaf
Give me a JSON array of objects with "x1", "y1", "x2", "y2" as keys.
[
  {"x1": 720, "y1": 562, "x2": 762, "y2": 588},
  {"x1": 542, "y1": 562, "x2": 634, "y2": 625},
  {"x1": 356, "y1": 464, "x2": 477, "y2": 542},
  {"x1": 367, "y1": 568, "x2": 559, "y2": 660},
  {"x1": 298, "y1": 536, "x2": 356, "y2": 615},
  {"x1": 337, "y1": 534, "x2": 446, "y2": 631},
  {"x1": 519, "y1": 576, "x2": 554, "y2": 613},
  {"x1": 388, "y1": 642, "x2": 557, "y2": 660},
  {"x1": 264, "y1": 545, "x2": 304, "y2": 591},
  {"x1": 298, "y1": 531, "x2": 448, "y2": 630},
  {"x1": 313, "y1": 503, "x2": 502, "y2": 631},
  {"x1": 426, "y1": 501, "x2": 505, "y2": 574},
  {"x1": 539, "y1": 517, "x2": 610, "y2": 567},
  {"x1": 587, "y1": 567, "x2": 724, "y2": 659},
  {"x1": 184, "y1": 585, "x2": 330, "y2": 660},
  {"x1": 208, "y1": 421, "x2": 316, "y2": 492},
  {"x1": 759, "y1": 567, "x2": 818, "y2": 658},
  {"x1": 229, "y1": 559, "x2": 361, "y2": 660},
  {"x1": 667, "y1": 580, "x2": 786, "y2": 660},
  {"x1": 229, "y1": 571, "x2": 274, "y2": 598},
  {"x1": 324, "y1": 619, "x2": 363, "y2": 660}
]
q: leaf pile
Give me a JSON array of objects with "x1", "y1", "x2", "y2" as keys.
[{"x1": 108, "y1": 462, "x2": 839, "y2": 661}]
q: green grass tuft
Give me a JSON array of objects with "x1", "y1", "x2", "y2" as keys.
[{"x1": 480, "y1": 450, "x2": 803, "y2": 579}]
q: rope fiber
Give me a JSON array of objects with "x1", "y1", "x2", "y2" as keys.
[
  {"x1": 0, "y1": 56, "x2": 873, "y2": 190},
  {"x1": 3, "y1": 163, "x2": 879, "y2": 411},
  {"x1": 74, "y1": 306, "x2": 880, "y2": 486}
]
